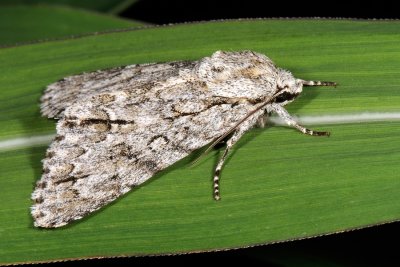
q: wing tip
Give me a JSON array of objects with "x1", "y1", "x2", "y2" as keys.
[
  {"x1": 31, "y1": 203, "x2": 70, "y2": 229},
  {"x1": 31, "y1": 188, "x2": 67, "y2": 228}
]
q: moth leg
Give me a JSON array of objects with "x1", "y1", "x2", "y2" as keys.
[
  {"x1": 300, "y1": 80, "x2": 337, "y2": 87},
  {"x1": 256, "y1": 113, "x2": 268, "y2": 128},
  {"x1": 270, "y1": 103, "x2": 330, "y2": 136},
  {"x1": 213, "y1": 128, "x2": 247, "y2": 201}
]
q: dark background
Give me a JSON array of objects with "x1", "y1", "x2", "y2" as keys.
[
  {"x1": 27, "y1": 0, "x2": 400, "y2": 266},
  {"x1": 121, "y1": 0, "x2": 400, "y2": 24}
]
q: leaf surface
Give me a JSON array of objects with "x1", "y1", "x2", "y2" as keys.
[{"x1": 0, "y1": 19, "x2": 400, "y2": 265}]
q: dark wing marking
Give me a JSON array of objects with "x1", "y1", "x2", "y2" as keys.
[{"x1": 41, "y1": 61, "x2": 195, "y2": 119}]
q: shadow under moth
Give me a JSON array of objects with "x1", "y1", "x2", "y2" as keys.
[{"x1": 31, "y1": 50, "x2": 336, "y2": 228}]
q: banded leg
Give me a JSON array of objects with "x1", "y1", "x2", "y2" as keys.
[
  {"x1": 213, "y1": 128, "x2": 247, "y2": 200},
  {"x1": 270, "y1": 103, "x2": 330, "y2": 136}
]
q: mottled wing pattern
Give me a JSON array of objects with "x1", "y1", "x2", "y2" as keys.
[
  {"x1": 31, "y1": 50, "x2": 336, "y2": 228},
  {"x1": 32, "y1": 61, "x2": 255, "y2": 228},
  {"x1": 41, "y1": 61, "x2": 193, "y2": 119}
]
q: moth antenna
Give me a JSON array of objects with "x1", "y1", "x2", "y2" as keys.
[
  {"x1": 190, "y1": 92, "x2": 280, "y2": 166},
  {"x1": 299, "y1": 79, "x2": 337, "y2": 87}
]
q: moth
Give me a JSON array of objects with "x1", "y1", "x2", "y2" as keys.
[{"x1": 31, "y1": 50, "x2": 336, "y2": 228}]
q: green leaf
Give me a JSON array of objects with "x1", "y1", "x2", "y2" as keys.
[
  {"x1": 0, "y1": 0, "x2": 137, "y2": 14},
  {"x1": 0, "y1": 5, "x2": 143, "y2": 46},
  {"x1": 1, "y1": 19, "x2": 400, "y2": 264}
]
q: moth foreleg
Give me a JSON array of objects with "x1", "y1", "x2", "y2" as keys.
[
  {"x1": 213, "y1": 128, "x2": 247, "y2": 201},
  {"x1": 256, "y1": 113, "x2": 268, "y2": 128},
  {"x1": 270, "y1": 104, "x2": 330, "y2": 136}
]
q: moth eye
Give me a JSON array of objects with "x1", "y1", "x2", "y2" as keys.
[{"x1": 275, "y1": 91, "x2": 299, "y2": 103}]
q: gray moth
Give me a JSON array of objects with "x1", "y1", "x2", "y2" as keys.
[{"x1": 31, "y1": 50, "x2": 336, "y2": 228}]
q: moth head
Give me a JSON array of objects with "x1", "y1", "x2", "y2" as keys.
[
  {"x1": 274, "y1": 69, "x2": 304, "y2": 105},
  {"x1": 274, "y1": 70, "x2": 337, "y2": 105}
]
